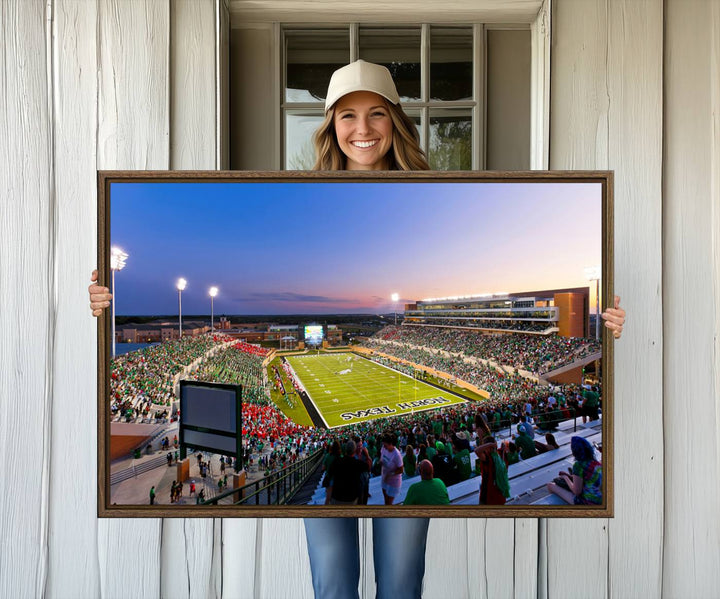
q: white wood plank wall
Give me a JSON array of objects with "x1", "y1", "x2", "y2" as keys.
[
  {"x1": 95, "y1": 0, "x2": 168, "y2": 596},
  {"x1": 0, "y1": 2, "x2": 53, "y2": 599},
  {"x1": 550, "y1": 2, "x2": 664, "y2": 599},
  {"x1": 663, "y1": 1, "x2": 720, "y2": 597},
  {"x1": 1, "y1": 1, "x2": 718, "y2": 597},
  {"x1": 48, "y1": 1, "x2": 101, "y2": 596}
]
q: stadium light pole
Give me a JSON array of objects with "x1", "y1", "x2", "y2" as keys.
[
  {"x1": 177, "y1": 278, "x2": 187, "y2": 339},
  {"x1": 584, "y1": 266, "x2": 601, "y2": 340},
  {"x1": 110, "y1": 247, "x2": 128, "y2": 357},
  {"x1": 391, "y1": 293, "x2": 399, "y2": 326},
  {"x1": 209, "y1": 286, "x2": 218, "y2": 333}
]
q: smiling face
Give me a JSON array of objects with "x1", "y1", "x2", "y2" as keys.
[{"x1": 333, "y1": 90, "x2": 394, "y2": 171}]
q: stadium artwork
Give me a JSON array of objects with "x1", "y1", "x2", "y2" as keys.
[{"x1": 97, "y1": 170, "x2": 614, "y2": 518}]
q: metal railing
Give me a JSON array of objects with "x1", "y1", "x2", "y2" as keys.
[{"x1": 202, "y1": 449, "x2": 324, "y2": 506}]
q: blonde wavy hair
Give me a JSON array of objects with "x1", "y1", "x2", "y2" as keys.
[{"x1": 312, "y1": 100, "x2": 430, "y2": 171}]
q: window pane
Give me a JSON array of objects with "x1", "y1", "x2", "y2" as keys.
[
  {"x1": 359, "y1": 28, "x2": 421, "y2": 102},
  {"x1": 429, "y1": 109, "x2": 472, "y2": 170},
  {"x1": 285, "y1": 112, "x2": 324, "y2": 169},
  {"x1": 430, "y1": 27, "x2": 473, "y2": 101},
  {"x1": 402, "y1": 109, "x2": 423, "y2": 149},
  {"x1": 286, "y1": 30, "x2": 349, "y2": 103}
]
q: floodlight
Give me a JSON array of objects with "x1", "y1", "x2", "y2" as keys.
[
  {"x1": 209, "y1": 286, "x2": 218, "y2": 332},
  {"x1": 391, "y1": 293, "x2": 400, "y2": 326},
  {"x1": 584, "y1": 265, "x2": 601, "y2": 340},
  {"x1": 177, "y1": 278, "x2": 187, "y2": 338},
  {"x1": 110, "y1": 247, "x2": 129, "y2": 357},
  {"x1": 110, "y1": 247, "x2": 128, "y2": 271}
]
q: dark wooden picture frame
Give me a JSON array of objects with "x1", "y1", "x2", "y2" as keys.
[{"x1": 98, "y1": 170, "x2": 614, "y2": 518}]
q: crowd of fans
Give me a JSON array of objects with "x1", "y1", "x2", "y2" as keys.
[
  {"x1": 182, "y1": 342, "x2": 313, "y2": 453},
  {"x1": 411, "y1": 319, "x2": 554, "y2": 333},
  {"x1": 313, "y1": 379, "x2": 601, "y2": 505},
  {"x1": 364, "y1": 325, "x2": 600, "y2": 374},
  {"x1": 110, "y1": 334, "x2": 233, "y2": 421},
  {"x1": 362, "y1": 343, "x2": 551, "y2": 407},
  {"x1": 112, "y1": 324, "x2": 603, "y2": 505},
  {"x1": 184, "y1": 341, "x2": 270, "y2": 404}
]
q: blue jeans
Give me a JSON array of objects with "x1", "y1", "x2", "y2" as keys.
[{"x1": 303, "y1": 517, "x2": 430, "y2": 599}]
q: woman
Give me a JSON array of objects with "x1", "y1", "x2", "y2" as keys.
[
  {"x1": 89, "y1": 60, "x2": 626, "y2": 599},
  {"x1": 546, "y1": 435, "x2": 602, "y2": 505},
  {"x1": 379, "y1": 432, "x2": 404, "y2": 504},
  {"x1": 475, "y1": 436, "x2": 510, "y2": 505}
]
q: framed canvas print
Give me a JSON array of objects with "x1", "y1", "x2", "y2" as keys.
[{"x1": 97, "y1": 170, "x2": 613, "y2": 518}]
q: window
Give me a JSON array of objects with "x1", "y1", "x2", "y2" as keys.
[
  {"x1": 229, "y1": 23, "x2": 531, "y2": 171},
  {"x1": 283, "y1": 25, "x2": 480, "y2": 170}
]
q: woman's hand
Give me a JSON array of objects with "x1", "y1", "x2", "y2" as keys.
[
  {"x1": 602, "y1": 295, "x2": 626, "y2": 339},
  {"x1": 89, "y1": 269, "x2": 112, "y2": 317}
]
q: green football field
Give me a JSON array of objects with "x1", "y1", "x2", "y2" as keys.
[{"x1": 285, "y1": 353, "x2": 469, "y2": 428}]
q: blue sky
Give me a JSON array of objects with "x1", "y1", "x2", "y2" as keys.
[{"x1": 110, "y1": 181, "x2": 602, "y2": 315}]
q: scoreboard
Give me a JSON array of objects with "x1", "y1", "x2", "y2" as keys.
[{"x1": 303, "y1": 324, "x2": 324, "y2": 346}]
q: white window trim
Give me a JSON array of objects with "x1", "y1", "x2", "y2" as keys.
[
  {"x1": 530, "y1": 0, "x2": 551, "y2": 170},
  {"x1": 257, "y1": 5, "x2": 550, "y2": 170}
]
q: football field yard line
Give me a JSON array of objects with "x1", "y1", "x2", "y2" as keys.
[
  {"x1": 291, "y1": 356, "x2": 372, "y2": 414},
  {"x1": 287, "y1": 353, "x2": 469, "y2": 428},
  {"x1": 292, "y1": 355, "x2": 385, "y2": 417},
  {"x1": 309, "y1": 355, "x2": 407, "y2": 414},
  {"x1": 308, "y1": 355, "x2": 380, "y2": 408}
]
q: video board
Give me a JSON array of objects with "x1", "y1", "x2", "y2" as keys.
[{"x1": 304, "y1": 324, "x2": 324, "y2": 346}]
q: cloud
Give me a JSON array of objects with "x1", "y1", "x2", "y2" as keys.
[{"x1": 231, "y1": 291, "x2": 359, "y2": 304}]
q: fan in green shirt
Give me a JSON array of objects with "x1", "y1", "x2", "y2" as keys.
[
  {"x1": 403, "y1": 460, "x2": 450, "y2": 506},
  {"x1": 515, "y1": 426, "x2": 537, "y2": 460},
  {"x1": 451, "y1": 437, "x2": 472, "y2": 482}
]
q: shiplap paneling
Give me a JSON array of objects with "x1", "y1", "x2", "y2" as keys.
[
  {"x1": 663, "y1": 1, "x2": 720, "y2": 597},
  {"x1": 96, "y1": 1, "x2": 169, "y2": 596},
  {"x1": 47, "y1": 0, "x2": 101, "y2": 597},
  {"x1": 422, "y1": 518, "x2": 515, "y2": 598},
  {"x1": 466, "y1": 519, "x2": 517, "y2": 599},
  {"x1": 548, "y1": 3, "x2": 610, "y2": 595},
  {"x1": 163, "y1": 2, "x2": 222, "y2": 597},
  {"x1": 512, "y1": 519, "x2": 540, "y2": 599},
  {"x1": 255, "y1": 518, "x2": 313, "y2": 598},
  {"x1": 605, "y1": 1, "x2": 664, "y2": 597},
  {"x1": 551, "y1": 2, "x2": 664, "y2": 599},
  {"x1": 170, "y1": 0, "x2": 217, "y2": 170},
  {"x1": 221, "y1": 519, "x2": 258, "y2": 598},
  {"x1": 713, "y1": 17, "x2": 720, "y2": 587},
  {"x1": 0, "y1": 1, "x2": 52, "y2": 598},
  {"x1": 96, "y1": 0, "x2": 170, "y2": 169},
  {"x1": 424, "y1": 519, "x2": 473, "y2": 598}
]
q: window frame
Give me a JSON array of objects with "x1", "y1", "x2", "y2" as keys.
[{"x1": 281, "y1": 23, "x2": 495, "y2": 171}]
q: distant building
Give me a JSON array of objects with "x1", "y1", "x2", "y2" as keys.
[
  {"x1": 116, "y1": 319, "x2": 345, "y2": 347},
  {"x1": 115, "y1": 320, "x2": 210, "y2": 344},
  {"x1": 403, "y1": 287, "x2": 590, "y2": 338}
]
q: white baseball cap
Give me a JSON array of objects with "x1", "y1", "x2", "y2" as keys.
[{"x1": 324, "y1": 60, "x2": 400, "y2": 112}]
